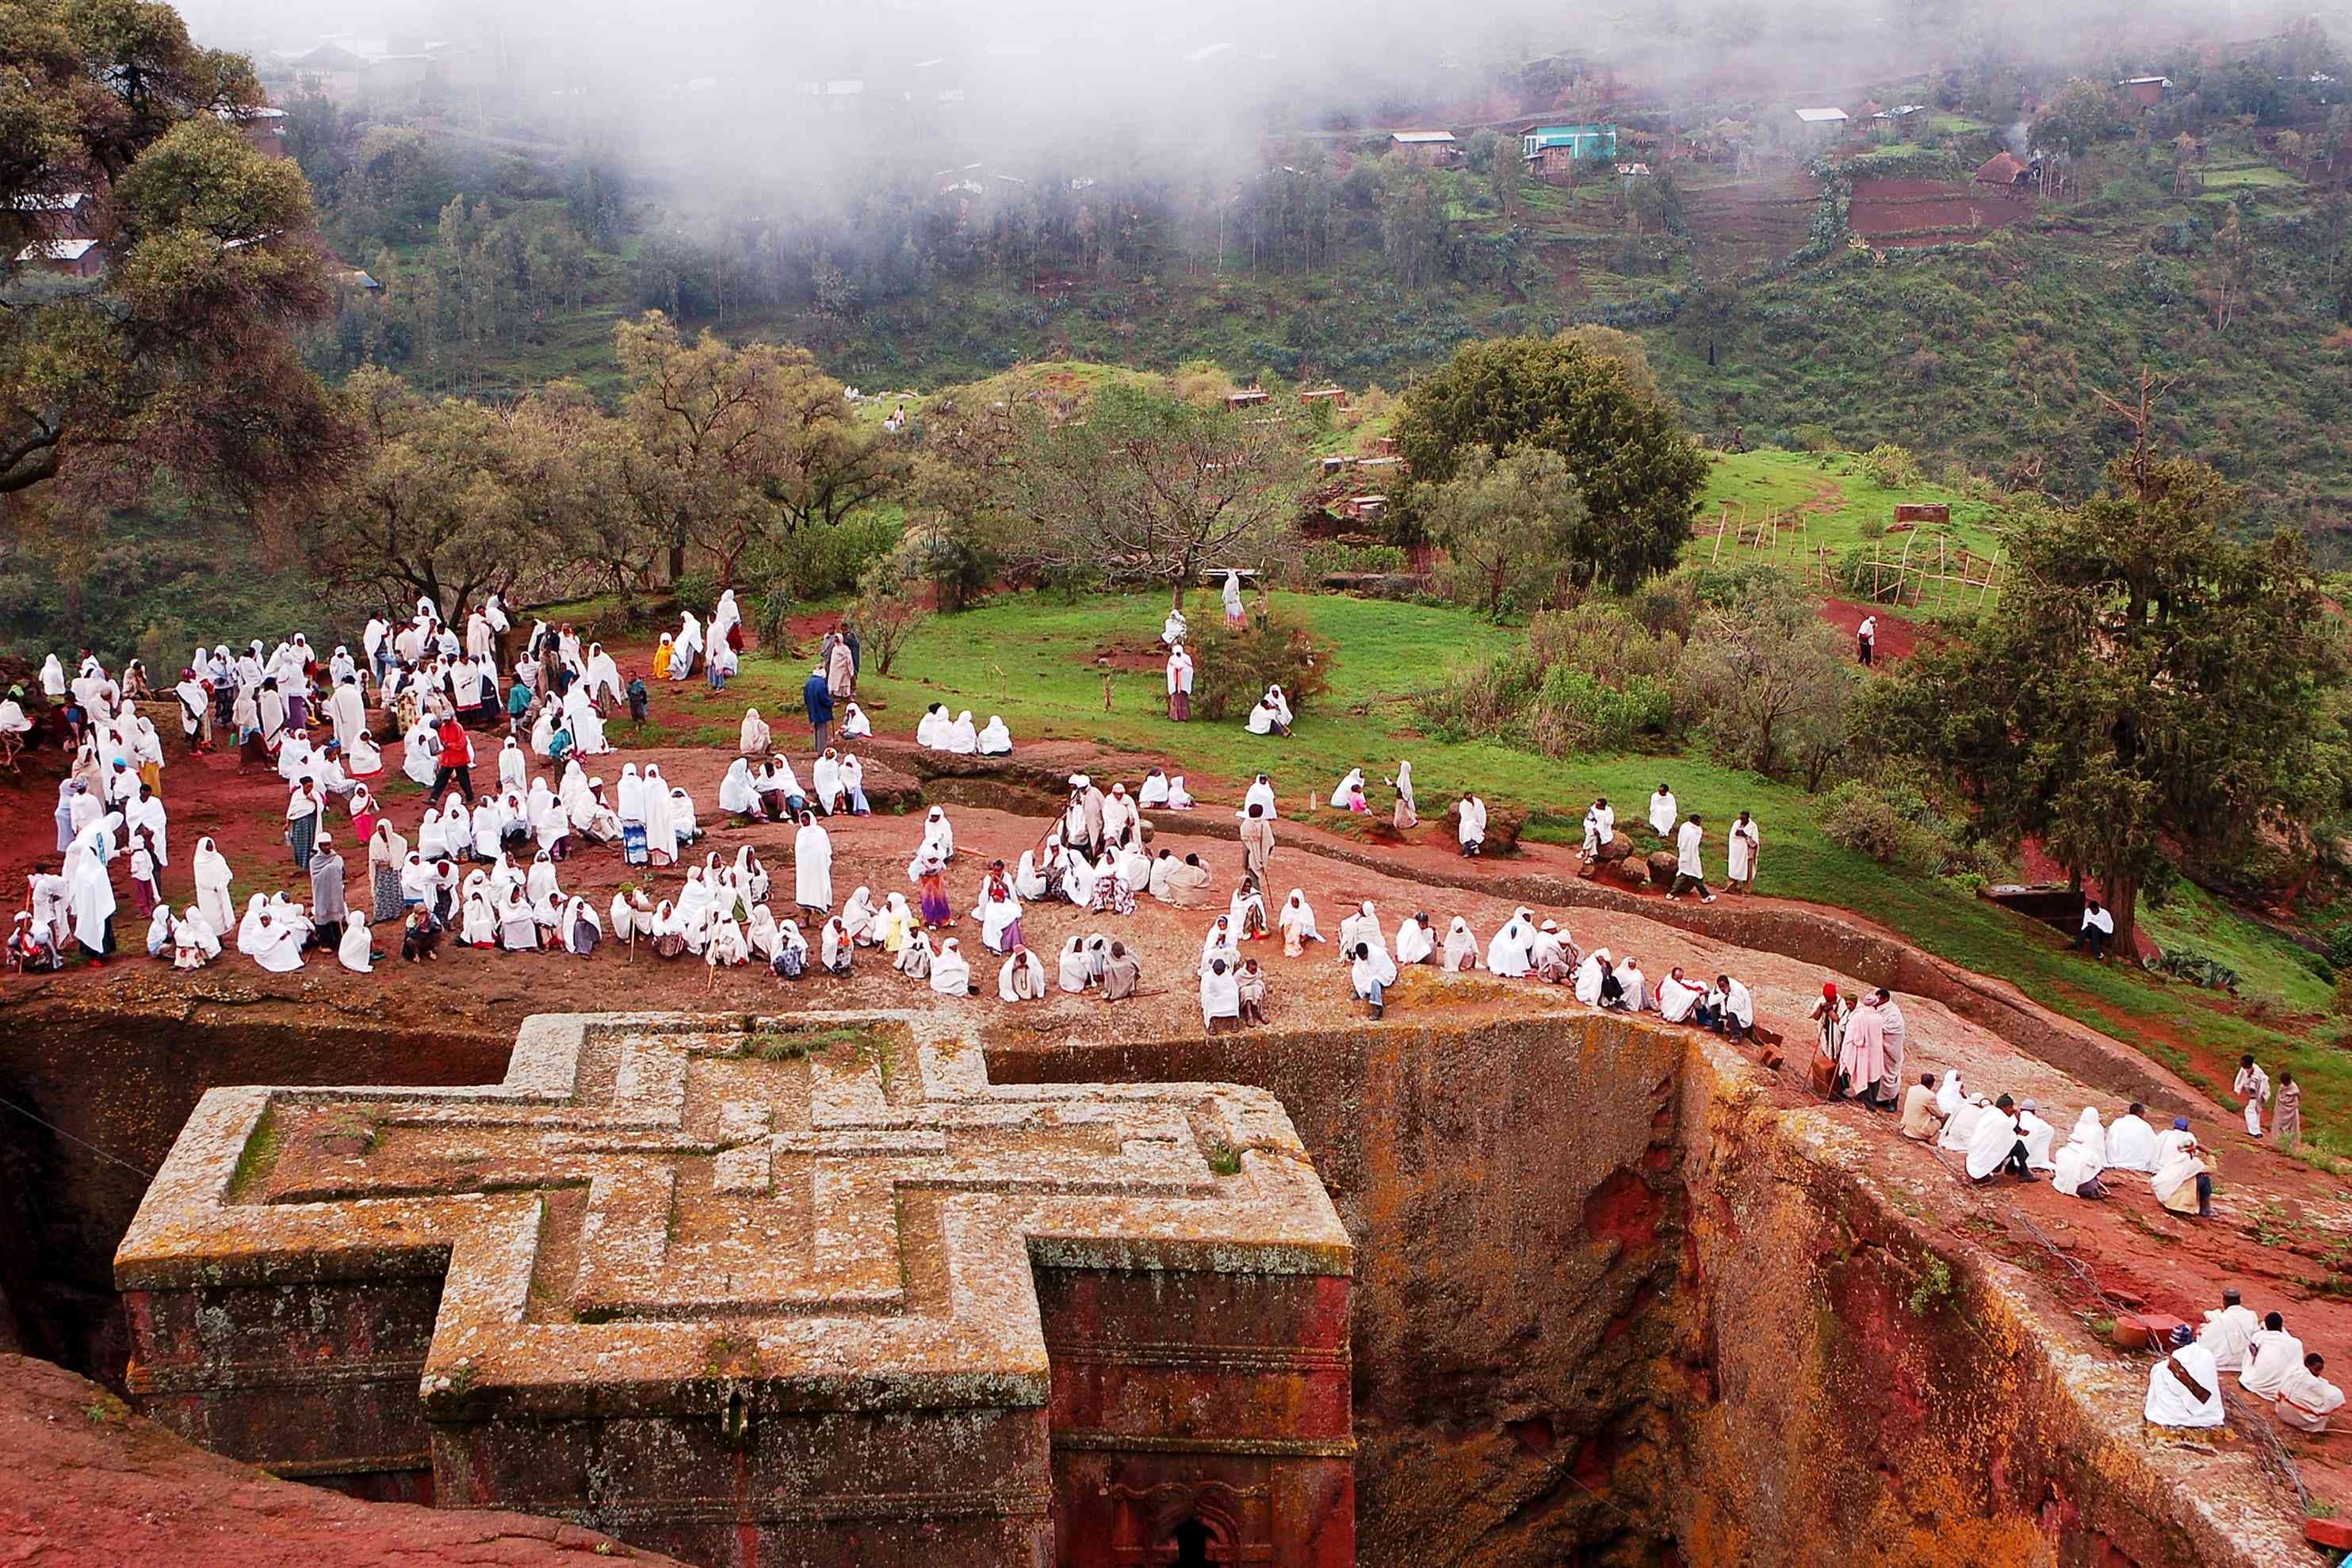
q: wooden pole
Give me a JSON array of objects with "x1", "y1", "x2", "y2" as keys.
[{"x1": 1893, "y1": 530, "x2": 1916, "y2": 606}]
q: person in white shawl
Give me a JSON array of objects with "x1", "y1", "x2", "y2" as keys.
[
  {"x1": 616, "y1": 763, "x2": 647, "y2": 827},
  {"x1": 236, "y1": 895, "x2": 304, "y2": 973},
  {"x1": 1229, "y1": 879, "x2": 1268, "y2": 942},
  {"x1": 2052, "y1": 1109, "x2": 2106, "y2": 1199},
  {"x1": 1456, "y1": 793, "x2": 1487, "y2": 856},
  {"x1": 1328, "y1": 768, "x2": 1363, "y2": 809},
  {"x1": 63, "y1": 812, "x2": 120, "y2": 960},
  {"x1": 1140, "y1": 768, "x2": 1172, "y2": 807},
  {"x1": 610, "y1": 889, "x2": 652, "y2": 958},
  {"x1": 1057, "y1": 936, "x2": 1092, "y2": 993},
  {"x1": 337, "y1": 912, "x2": 375, "y2": 973},
  {"x1": 1165, "y1": 774, "x2": 1194, "y2": 809},
  {"x1": 671, "y1": 610, "x2": 702, "y2": 679},
  {"x1": 1934, "y1": 1070, "x2": 1964, "y2": 1119},
  {"x1": 1200, "y1": 916, "x2": 1239, "y2": 976},
  {"x1": 894, "y1": 927, "x2": 933, "y2": 979},
  {"x1": 945, "y1": 710, "x2": 978, "y2": 755},
  {"x1": 710, "y1": 588, "x2": 740, "y2": 647},
  {"x1": 2105, "y1": 1105, "x2": 2161, "y2": 1173},
  {"x1": 1337, "y1": 901, "x2": 1385, "y2": 961},
  {"x1": 998, "y1": 945, "x2": 1047, "y2": 1000},
  {"x1": 1572, "y1": 949, "x2": 1612, "y2": 1007},
  {"x1": 1617, "y1": 957, "x2": 1649, "y2": 1012},
  {"x1": 1965, "y1": 1097, "x2": 2029, "y2": 1182},
  {"x1": 1442, "y1": 916, "x2": 1479, "y2": 973},
  {"x1": 811, "y1": 751, "x2": 844, "y2": 815},
  {"x1": 839, "y1": 885, "x2": 879, "y2": 946},
  {"x1": 40, "y1": 653, "x2": 66, "y2": 700},
  {"x1": 1486, "y1": 909, "x2": 1535, "y2": 977},
  {"x1": 1274, "y1": 890, "x2": 1322, "y2": 954},
  {"x1": 1656, "y1": 967, "x2": 1705, "y2": 1023},
  {"x1": 794, "y1": 813, "x2": 833, "y2": 912},
  {"x1": 739, "y1": 707, "x2": 771, "y2": 755},
  {"x1": 2015, "y1": 1100, "x2": 2059, "y2": 1171},
  {"x1": 193, "y1": 836, "x2": 235, "y2": 935},
  {"x1": 562, "y1": 683, "x2": 608, "y2": 755},
  {"x1": 1938, "y1": 1094, "x2": 1987, "y2": 1154},
  {"x1": 908, "y1": 810, "x2": 952, "y2": 869},
  {"x1": 1648, "y1": 784, "x2": 1677, "y2": 839},
  {"x1": 916, "y1": 704, "x2": 949, "y2": 748},
  {"x1": 641, "y1": 765, "x2": 679, "y2": 864},
  {"x1": 171, "y1": 905, "x2": 220, "y2": 970},
  {"x1": 841, "y1": 702, "x2": 872, "y2": 738},
  {"x1": 1350, "y1": 939, "x2": 1398, "y2": 1018},
  {"x1": 583, "y1": 642, "x2": 621, "y2": 704},
  {"x1": 1395, "y1": 912, "x2": 1436, "y2": 966},
  {"x1": 1015, "y1": 849, "x2": 1053, "y2": 901},
  {"x1": 719, "y1": 758, "x2": 760, "y2": 820},
  {"x1": 978, "y1": 715, "x2": 1013, "y2": 755},
  {"x1": 402, "y1": 719, "x2": 441, "y2": 788},
  {"x1": 1221, "y1": 569, "x2": 1245, "y2": 626},
  {"x1": 930, "y1": 936, "x2": 973, "y2": 996},
  {"x1": 977, "y1": 875, "x2": 1023, "y2": 954}
]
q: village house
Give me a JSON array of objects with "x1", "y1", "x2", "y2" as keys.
[
  {"x1": 1520, "y1": 123, "x2": 1618, "y2": 172},
  {"x1": 9, "y1": 192, "x2": 96, "y2": 243},
  {"x1": 1791, "y1": 106, "x2": 1851, "y2": 144},
  {"x1": 1388, "y1": 130, "x2": 1459, "y2": 166},
  {"x1": 2119, "y1": 75, "x2": 2173, "y2": 110},
  {"x1": 13, "y1": 238, "x2": 105, "y2": 280}
]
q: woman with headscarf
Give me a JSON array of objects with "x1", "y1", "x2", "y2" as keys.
[
  {"x1": 912, "y1": 855, "x2": 954, "y2": 930},
  {"x1": 671, "y1": 609, "x2": 702, "y2": 680},
  {"x1": 173, "y1": 904, "x2": 220, "y2": 969},
  {"x1": 1486, "y1": 909, "x2": 1535, "y2": 977},
  {"x1": 1337, "y1": 901, "x2": 1386, "y2": 962},
  {"x1": 977, "y1": 866, "x2": 1023, "y2": 954},
  {"x1": 874, "y1": 892, "x2": 914, "y2": 957},
  {"x1": 945, "y1": 710, "x2": 978, "y2": 755},
  {"x1": 1934, "y1": 1070, "x2": 1964, "y2": 1119},
  {"x1": 337, "y1": 912, "x2": 377, "y2": 973},
  {"x1": 810, "y1": 749, "x2": 843, "y2": 816},
  {"x1": 63, "y1": 811, "x2": 120, "y2": 962},
  {"x1": 1442, "y1": 916, "x2": 1479, "y2": 972},
  {"x1": 1013, "y1": 846, "x2": 1052, "y2": 901},
  {"x1": 1329, "y1": 768, "x2": 1364, "y2": 810},
  {"x1": 186, "y1": 836, "x2": 234, "y2": 936},
  {"x1": 917, "y1": 806, "x2": 955, "y2": 865},
  {"x1": 1222, "y1": 569, "x2": 1245, "y2": 628},
  {"x1": 703, "y1": 911, "x2": 749, "y2": 973},
  {"x1": 1229, "y1": 877, "x2": 1268, "y2": 943},
  {"x1": 652, "y1": 632, "x2": 674, "y2": 683},
  {"x1": 497, "y1": 885, "x2": 540, "y2": 951},
  {"x1": 642, "y1": 765, "x2": 679, "y2": 865},
  {"x1": 236, "y1": 894, "x2": 304, "y2": 973},
  {"x1": 1392, "y1": 762, "x2": 1417, "y2": 831},
  {"x1": 1395, "y1": 910, "x2": 1436, "y2": 966},
  {"x1": 1165, "y1": 774, "x2": 1195, "y2": 809},
  {"x1": 308, "y1": 834, "x2": 348, "y2": 947},
  {"x1": 719, "y1": 758, "x2": 759, "y2": 822},
  {"x1": 998, "y1": 944, "x2": 1047, "y2": 1000},
  {"x1": 616, "y1": 763, "x2": 646, "y2": 828},
  {"x1": 794, "y1": 811, "x2": 833, "y2": 913},
  {"x1": 401, "y1": 713, "x2": 442, "y2": 788},
  {"x1": 772, "y1": 917, "x2": 809, "y2": 979},
  {"x1": 40, "y1": 653, "x2": 66, "y2": 702},
  {"x1": 667, "y1": 782, "x2": 701, "y2": 847},
  {"x1": 53, "y1": 780, "x2": 80, "y2": 855},
  {"x1": 1094, "y1": 852, "x2": 1138, "y2": 916},
  {"x1": 821, "y1": 916, "x2": 855, "y2": 976},
  {"x1": 145, "y1": 901, "x2": 174, "y2": 960},
  {"x1": 739, "y1": 706, "x2": 771, "y2": 756},
  {"x1": 915, "y1": 703, "x2": 947, "y2": 749},
  {"x1": 891, "y1": 926, "x2": 931, "y2": 980},
  {"x1": 930, "y1": 936, "x2": 973, "y2": 996},
  {"x1": 1572, "y1": 948, "x2": 1613, "y2": 1007},
  {"x1": 839, "y1": 885, "x2": 879, "y2": 947},
  {"x1": 841, "y1": 702, "x2": 873, "y2": 739},
  {"x1": 562, "y1": 683, "x2": 608, "y2": 757},
  {"x1": 977, "y1": 715, "x2": 1013, "y2": 756}
]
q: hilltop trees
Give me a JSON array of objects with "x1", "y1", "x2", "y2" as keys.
[
  {"x1": 998, "y1": 383, "x2": 1302, "y2": 608},
  {"x1": 1395, "y1": 335, "x2": 1707, "y2": 592},
  {"x1": 1880, "y1": 455, "x2": 2346, "y2": 951},
  {"x1": 1422, "y1": 446, "x2": 1589, "y2": 620},
  {"x1": 1, "y1": 0, "x2": 348, "y2": 512}
]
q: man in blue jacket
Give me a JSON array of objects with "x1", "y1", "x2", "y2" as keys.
[{"x1": 802, "y1": 665, "x2": 834, "y2": 753}]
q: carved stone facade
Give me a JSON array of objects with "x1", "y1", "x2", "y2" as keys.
[{"x1": 115, "y1": 1012, "x2": 1353, "y2": 1566}]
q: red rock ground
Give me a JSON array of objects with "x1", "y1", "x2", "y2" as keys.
[
  {"x1": 7, "y1": 627, "x2": 2352, "y2": 1524},
  {"x1": 0, "y1": 1353, "x2": 679, "y2": 1566},
  {"x1": 1816, "y1": 595, "x2": 1925, "y2": 662}
]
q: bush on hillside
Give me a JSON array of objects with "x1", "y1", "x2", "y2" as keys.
[
  {"x1": 1860, "y1": 443, "x2": 1922, "y2": 488},
  {"x1": 1409, "y1": 598, "x2": 1688, "y2": 755},
  {"x1": 746, "y1": 514, "x2": 901, "y2": 602},
  {"x1": 1191, "y1": 611, "x2": 1335, "y2": 722},
  {"x1": 1820, "y1": 781, "x2": 1949, "y2": 877}
]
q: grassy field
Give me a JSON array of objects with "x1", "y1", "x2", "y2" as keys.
[{"x1": 688, "y1": 586, "x2": 2345, "y2": 1150}]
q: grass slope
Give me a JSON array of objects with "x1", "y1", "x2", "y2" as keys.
[{"x1": 696, "y1": 587, "x2": 2344, "y2": 1150}]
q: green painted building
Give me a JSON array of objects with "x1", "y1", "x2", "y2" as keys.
[{"x1": 1520, "y1": 123, "x2": 1618, "y2": 169}]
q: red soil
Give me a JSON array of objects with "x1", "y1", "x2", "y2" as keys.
[{"x1": 1815, "y1": 596, "x2": 1924, "y2": 661}]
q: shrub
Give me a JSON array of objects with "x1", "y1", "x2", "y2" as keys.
[
  {"x1": 1300, "y1": 541, "x2": 1410, "y2": 578},
  {"x1": 1821, "y1": 781, "x2": 1950, "y2": 878},
  {"x1": 1790, "y1": 423, "x2": 1841, "y2": 453},
  {"x1": 753, "y1": 592, "x2": 799, "y2": 660},
  {"x1": 1531, "y1": 668, "x2": 1678, "y2": 753},
  {"x1": 1191, "y1": 611, "x2": 1336, "y2": 721},
  {"x1": 748, "y1": 514, "x2": 902, "y2": 603},
  {"x1": 1859, "y1": 443, "x2": 1922, "y2": 488}
]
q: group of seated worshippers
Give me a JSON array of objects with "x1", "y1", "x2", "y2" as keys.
[
  {"x1": 2147, "y1": 1286, "x2": 2345, "y2": 1434},
  {"x1": 1905, "y1": 1079, "x2": 2218, "y2": 1217},
  {"x1": 717, "y1": 749, "x2": 873, "y2": 824},
  {"x1": 912, "y1": 705, "x2": 1007, "y2": 755}
]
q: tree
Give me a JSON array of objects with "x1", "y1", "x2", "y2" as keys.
[
  {"x1": 312, "y1": 367, "x2": 526, "y2": 621},
  {"x1": 1423, "y1": 446, "x2": 1589, "y2": 619},
  {"x1": 1490, "y1": 143, "x2": 1524, "y2": 220},
  {"x1": 2, "y1": 2, "x2": 349, "y2": 511},
  {"x1": 1881, "y1": 453, "x2": 2346, "y2": 951},
  {"x1": 850, "y1": 545, "x2": 931, "y2": 678},
  {"x1": 1394, "y1": 335, "x2": 1708, "y2": 591},
  {"x1": 1378, "y1": 164, "x2": 1447, "y2": 289},
  {"x1": 1677, "y1": 569, "x2": 1857, "y2": 786},
  {"x1": 2032, "y1": 78, "x2": 2118, "y2": 158},
  {"x1": 999, "y1": 383, "x2": 1302, "y2": 610},
  {"x1": 497, "y1": 382, "x2": 652, "y2": 603}
]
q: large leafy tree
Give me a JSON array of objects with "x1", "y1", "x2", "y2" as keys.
[
  {"x1": 998, "y1": 382, "x2": 1302, "y2": 610},
  {"x1": 1, "y1": 0, "x2": 348, "y2": 510},
  {"x1": 1394, "y1": 335, "x2": 1706, "y2": 592},
  {"x1": 610, "y1": 313, "x2": 891, "y2": 586},
  {"x1": 1883, "y1": 456, "x2": 2347, "y2": 950},
  {"x1": 1421, "y1": 445, "x2": 1589, "y2": 620}
]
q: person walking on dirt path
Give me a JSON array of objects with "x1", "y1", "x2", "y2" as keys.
[{"x1": 1857, "y1": 614, "x2": 1876, "y2": 667}]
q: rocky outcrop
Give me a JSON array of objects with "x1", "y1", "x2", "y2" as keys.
[{"x1": 0, "y1": 1352, "x2": 683, "y2": 1566}]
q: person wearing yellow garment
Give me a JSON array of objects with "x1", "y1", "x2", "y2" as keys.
[{"x1": 652, "y1": 633, "x2": 675, "y2": 682}]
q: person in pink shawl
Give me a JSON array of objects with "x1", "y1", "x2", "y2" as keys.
[{"x1": 1838, "y1": 992, "x2": 1888, "y2": 1103}]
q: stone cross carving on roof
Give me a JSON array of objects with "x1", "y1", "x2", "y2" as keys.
[{"x1": 117, "y1": 1012, "x2": 1356, "y2": 1566}]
